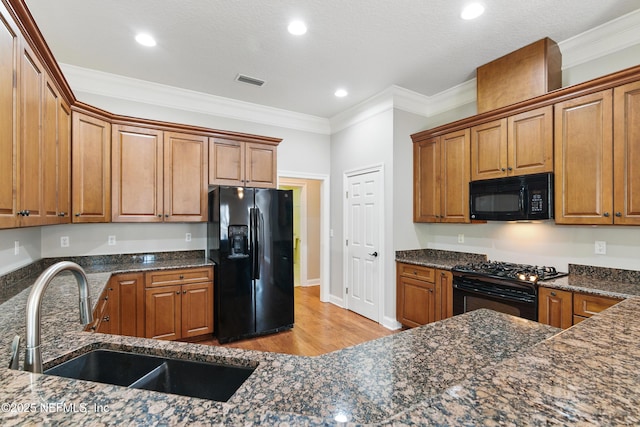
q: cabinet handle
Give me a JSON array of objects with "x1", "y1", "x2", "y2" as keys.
[
  {"x1": 103, "y1": 316, "x2": 109, "y2": 322},
  {"x1": 507, "y1": 167, "x2": 513, "y2": 171},
  {"x1": 551, "y1": 291, "x2": 556, "y2": 297},
  {"x1": 429, "y1": 289, "x2": 433, "y2": 293},
  {"x1": 165, "y1": 214, "x2": 169, "y2": 218},
  {"x1": 501, "y1": 168, "x2": 506, "y2": 172},
  {"x1": 58, "y1": 212, "x2": 66, "y2": 217},
  {"x1": 24, "y1": 210, "x2": 30, "y2": 216},
  {"x1": 615, "y1": 212, "x2": 622, "y2": 217},
  {"x1": 75, "y1": 213, "x2": 81, "y2": 217},
  {"x1": 157, "y1": 214, "x2": 162, "y2": 218},
  {"x1": 183, "y1": 290, "x2": 187, "y2": 294},
  {"x1": 603, "y1": 212, "x2": 610, "y2": 217},
  {"x1": 179, "y1": 275, "x2": 184, "y2": 279},
  {"x1": 176, "y1": 291, "x2": 181, "y2": 295}
]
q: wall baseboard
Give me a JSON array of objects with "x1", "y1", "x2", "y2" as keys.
[
  {"x1": 329, "y1": 294, "x2": 345, "y2": 308},
  {"x1": 382, "y1": 316, "x2": 402, "y2": 331}
]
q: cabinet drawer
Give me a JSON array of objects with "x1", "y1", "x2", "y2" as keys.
[
  {"x1": 398, "y1": 263, "x2": 435, "y2": 282},
  {"x1": 573, "y1": 293, "x2": 621, "y2": 318},
  {"x1": 145, "y1": 267, "x2": 212, "y2": 288}
]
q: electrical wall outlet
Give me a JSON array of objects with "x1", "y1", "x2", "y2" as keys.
[
  {"x1": 185, "y1": 233, "x2": 192, "y2": 242},
  {"x1": 60, "y1": 236, "x2": 69, "y2": 248},
  {"x1": 14, "y1": 241, "x2": 19, "y2": 255},
  {"x1": 594, "y1": 240, "x2": 607, "y2": 255},
  {"x1": 108, "y1": 235, "x2": 116, "y2": 246},
  {"x1": 458, "y1": 234, "x2": 464, "y2": 243}
]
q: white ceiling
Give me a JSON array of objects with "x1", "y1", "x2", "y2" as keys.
[{"x1": 24, "y1": 0, "x2": 640, "y2": 119}]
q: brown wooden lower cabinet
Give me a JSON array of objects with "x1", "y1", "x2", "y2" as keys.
[
  {"x1": 396, "y1": 262, "x2": 453, "y2": 328},
  {"x1": 144, "y1": 267, "x2": 214, "y2": 340},
  {"x1": 86, "y1": 267, "x2": 213, "y2": 340},
  {"x1": 538, "y1": 287, "x2": 622, "y2": 329},
  {"x1": 538, "y1": 287, "x2": 572, "y2": 329}
]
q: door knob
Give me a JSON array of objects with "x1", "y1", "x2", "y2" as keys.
[{"x1": 368, "y1": 251, "x2": 378, "y2": 257}]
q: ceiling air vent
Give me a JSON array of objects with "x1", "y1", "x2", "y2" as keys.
[{"x1": 235, "y1": 74, "x2": 265, "y2": 87}]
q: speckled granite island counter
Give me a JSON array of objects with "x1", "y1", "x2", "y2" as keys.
[{"x1": 2, "y1": 253, "x2": 640, "y2": 425}]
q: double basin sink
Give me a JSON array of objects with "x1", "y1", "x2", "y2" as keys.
[{"x1": 45, "y1": 349, "x2": 255, "y2": 402}]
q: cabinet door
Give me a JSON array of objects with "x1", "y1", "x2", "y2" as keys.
[
  {"x1": 440, "y1": 129, "x2": 470, "y2": 223},
  {"x1": 436, "y1": 270, "x2": 453, "y2": 321},
  {"x1": 164, "y1": 132, "x2": 208, "y2": 222},
  {"x1": 413, "y1": 137, "x2": 440, "y2": 223},
  {"x1": 145, "y1": 285, "x2": 182, "y2": 340},
  {"x1": 209, "y1": 138, "x2": 244, "y2": 186},
  {"x1": 112, "y1": 125, "x2": 163, "y2": 222},
  {"x1": 471, "y1": 119, "x2": 507, "y2": 181},
  {"x1": 0, "y1": 7, "x2": 19, "y2": 228},
  {"x1": 72, "y1": 112, "x2": 111, "y2": 222},
  {"x1": 57, "y1": 101, "x2": 71, "y2": 222},
  {"x1": 573, "y1": 293, "x2": 620, "y2": 318},
  {"x1": 538, "y1": 287, "x2": 572, "y2": 329},
  {"x1": 397, "y1": 276, "x2": 435, "y2": 328},
  {"x1": 613, "y1": 81, "x2": 640, "y2": 225},
  {"x1": 245, "y1": 142, "x2": 277, "y2": 188},
  {"x1": 181, "y1": 282, "x2": 214, "y2": 338},
  {"x1": 554, "y1": 91, "x2": 613, "y2": 224},
  {"x1": 508, "y1": 106, "x2": 553, "y2": 176},
  {"x1": 19, "y1": 43, "x2": 44, "y2": 226},
  {"x1": 42, "y1": 79, "x2": 61, "y2": 224},
  {"x1": 113, "y1": 273, "x2": 144, "y2": 337}
]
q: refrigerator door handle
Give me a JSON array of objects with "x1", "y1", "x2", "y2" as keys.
[
  {"x1": 258, "y1": 209, "x2": 265, "y2": 279},
  {"x1": 250, "y1": 208, "x2": 259, "y2": 280}
]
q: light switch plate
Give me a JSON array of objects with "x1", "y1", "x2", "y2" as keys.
[{"x1": 594, "y1": 241, "x2": 606, "y2": 255}]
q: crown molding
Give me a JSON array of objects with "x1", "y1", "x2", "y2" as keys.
[
  {"x1": 60, "y1": 9, "x2": 640, "y2": 137},
  {"x1": 559, "y1": 8, "x2": 640, "y2": 69},
  {"x1": 60, "y1": 63, "x2": 331, "y2": 135}
]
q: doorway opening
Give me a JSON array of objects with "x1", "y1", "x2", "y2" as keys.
[{"x1": 278, "y1": 173, "x2": 329, "y2": 303}]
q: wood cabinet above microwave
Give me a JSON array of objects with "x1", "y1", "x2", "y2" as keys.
[{"x1": 471, "y1": 106, "x2": 553, "y2": 181}]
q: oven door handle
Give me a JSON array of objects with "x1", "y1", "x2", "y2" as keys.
[{"x1": 453, "y1": 282, "x2": 536, "y2": 304}]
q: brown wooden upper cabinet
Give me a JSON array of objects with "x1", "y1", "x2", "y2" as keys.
[
  {"x1": 72, "y1": 111, "x2": 112, "y2": 223},
  {"x1": 554, "y1": 90, "x2": 614, "y2": 225},
  {"x1": 613, "y1": 80, "x2": 640, "y2": 225},
  {"x1": 0, "y1": 3, "x2": 19, "y2": 229},
  {"x1": 0, "y1": 11, "x2": 71, "y2": 230},
  {"x1": 471, "y1": 106, "x2": 553, "y2": 181},
  {"x1": 414, "y1": 130, "x2": 470, "y2": 223},
  {"x1": 209, "y1": 137, "x2": 277, "y2": 188},
  {"x1": 112, "y1": 125, "x2": 208, "y2": 222}
]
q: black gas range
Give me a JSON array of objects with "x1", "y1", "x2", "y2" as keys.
[{"x1": 451, "y1": 261, "x2": 567, "y2": 321}]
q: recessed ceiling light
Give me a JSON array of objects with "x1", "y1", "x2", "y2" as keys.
[
  {"x1": 334, "y1": 89, "x2": 348, "y2": 98},
  {"x1": 135, "y1": 33, "x2": 156, "y2": 47},
  {"x1": 461, "y1": 3, "x2": 485, "y2": 20},
  {"x1": 288, "y1": 20, "x2": 307, "y2": 35}
]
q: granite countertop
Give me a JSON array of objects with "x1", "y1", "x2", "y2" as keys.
[
  {"x1": 2, "y1": 253, "x2": 640, "y2": 424},
  {"x1": 395, "y1": 249, "x2": 487, "y2": 270}
]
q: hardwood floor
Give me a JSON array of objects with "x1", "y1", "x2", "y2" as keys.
[{"x1": 195, "y1": 286, "x2": 398, "y2": 356}]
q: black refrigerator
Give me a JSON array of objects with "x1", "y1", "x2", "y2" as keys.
[{"x1": 207, "y1": 186, "x2": 294, "y2": 343}]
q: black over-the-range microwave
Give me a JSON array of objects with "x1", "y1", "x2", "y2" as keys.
[{"x1": 469, "y1": 172, "x2": 554, "y2": 221}]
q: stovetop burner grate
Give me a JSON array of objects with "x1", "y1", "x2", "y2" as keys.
[{"x1": 452, "y1": 261, "x2": 567, "y2": 284}]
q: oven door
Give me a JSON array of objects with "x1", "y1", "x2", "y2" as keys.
[{"x1": 453, "y1": 278, "x2": 538, "y2": 321}]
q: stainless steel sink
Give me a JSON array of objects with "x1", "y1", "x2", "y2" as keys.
[{"x1": 44, "y1": 349, "x2": 255, "y2": 402}]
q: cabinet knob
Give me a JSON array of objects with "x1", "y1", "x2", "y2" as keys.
[
  {"x1": 501, "y1": 168, "x2": 506, "y2": 172},
  {"x1": 157, "y1": 214, "x2": 162, "y2": 218},
  {"x1": 58, "y1": 212, "x2": 66, "y2": 217},
  {"x1": 603, "y1": 212, "x2": 610, "y2": 217},
  {"x1": 165, "y1": 214, "x2": 169, "y2": 218},
  {"x1": 615, "y1": 212, "x2": 622, "y2": 217},
  {"x1": 429, "y1": 289, "x2": 433, "y2": 293},
  {"x1": 413, "y1": 271, "x2": 417, "y2": 275},
  {"x1": 24, "y1": 210, "x2": 30, "y2": 216},
  {"x1": 90, "y1": 326, "x2": 97, "y2": 331},
  {"x1": 179, "y1": 275, "x2": 184, "y2": 279},
  {"x1": 176, "y1": 291, "x2": 181, "y2": 295},
  {"x1": 507, "y1": 167, "x2": 513, "y2": 171},
  {"x1": 104, "y1": 296, "x2": 108, "y2": 301},
  {"x1": 75, "y1": 213, "x2": 81, "y2": 217},
  {"x1": 103, "y1": 316, "x2": 110, "y2": 322},
  {"x1": 183, "y1": 290, "x2": 187, "y2": 294},
  {"x1": 551, "y1": 291, "x2": 556, "y2": 297}
]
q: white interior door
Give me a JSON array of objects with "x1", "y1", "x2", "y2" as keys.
[{"x1": 345, "y1": 168, "x2": 382, "y2": 321}]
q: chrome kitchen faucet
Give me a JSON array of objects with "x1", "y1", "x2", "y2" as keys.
[{"x1": 23, "y1": 261, "x2": 93, "y2": 373}]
